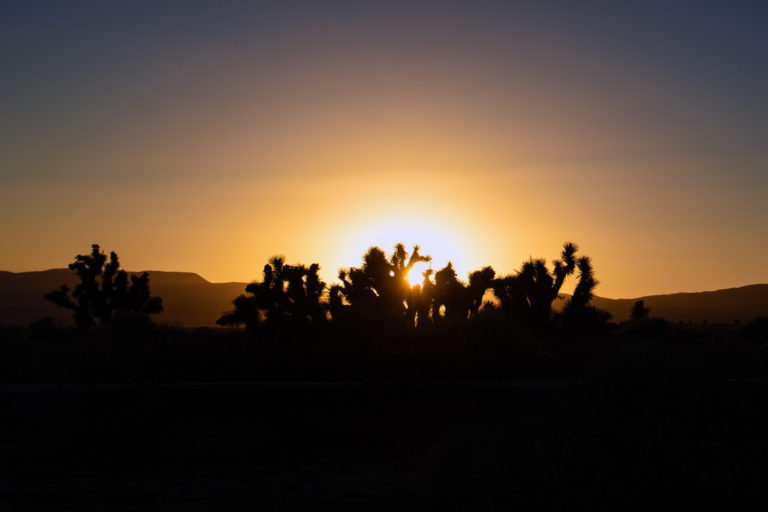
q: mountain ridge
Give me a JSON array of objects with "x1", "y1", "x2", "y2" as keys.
[
  {"x1": 559, "y1": 283, "x2": 768, "y2": 324},
  {"x1": 0, "y1": 269, "x2": 246, "y2": 327},
  {"x1": 1, "y1": 269, "x2": 766, "y2": 327}
]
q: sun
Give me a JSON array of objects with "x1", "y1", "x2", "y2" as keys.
[
  {"x1": 405, "y1": 261, "x2": 432, "y2": 287},
  {"x1": 336, "y1": 207, "x2": 473, "y2": 285}
]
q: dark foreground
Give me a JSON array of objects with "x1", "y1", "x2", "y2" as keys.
[{"x1": 3, "y1": 381, "x2": 768, "y2": 510}]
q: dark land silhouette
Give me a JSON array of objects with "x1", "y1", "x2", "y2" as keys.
[
  {"x1": 3, "y1": 243, "x2": 768, "y2": 510},
  {"x1": 0, "y1": 242, "x2": 766, "y2": 385},
  {"x1": 4, "y1": 380, "x2": 768, "y2": 510}
]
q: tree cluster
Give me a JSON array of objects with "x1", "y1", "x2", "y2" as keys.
[
  {"x1": 218, "y1": 241, "x2": 608, "y2": 332},
  {"x1": 47, "y1": 241, "x2": 607, "y2": 333}
]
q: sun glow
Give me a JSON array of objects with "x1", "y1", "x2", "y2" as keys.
[
  {"x1": 337, "y1": 206, "x2": 475, "y2": 284},
  {"x1": 406, "y1": 261, "x2": 432, "y2": 287}
]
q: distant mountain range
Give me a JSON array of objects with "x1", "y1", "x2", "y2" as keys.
[
  {"x1": 556, "y1": 285, "x2": 768, "y2": 324},
  {"x1": 1, "y1": 269, "x2": 766, "y2": 327},
  {"x1": 0, "y1": 269, "x2": 245, "y2": 327}
]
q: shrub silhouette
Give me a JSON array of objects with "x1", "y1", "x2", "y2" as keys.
[
  {"x1": 620, "y1": 300, "x2": 673, "y2": 337},
  {"x1": 742, "y1": 317, "x2": 768, "y2": 342},
  {"x1": 217, "y1": 256, "x2": 327, "y2": 331},
  {"x1": 630, "y1": 300, "x2": 651, "y2": 321},
  {"x1": 45, "y1": 244, "x2": 163, "y2": 330}
]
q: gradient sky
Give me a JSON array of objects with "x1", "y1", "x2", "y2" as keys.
[{"x1": 1, "y1": 0, "x2": 766, "y2": 298}]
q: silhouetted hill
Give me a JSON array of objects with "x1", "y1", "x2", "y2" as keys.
[
  {"x1": 2, "y1": 269, "x2": 767, "y2": 327},
  {"x1": 556, "y1": 284, "x2": 768, "y2": 323},
  {"x1": 0, "y1": 269, "x2": 246, "y2": 327}
]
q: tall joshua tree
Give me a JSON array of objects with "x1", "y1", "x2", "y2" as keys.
[
  {"x1": 467, "y1": 266, "x2": 496, "y2": 316},
  {"x1": 560, "y1": 255, "x2": 611, "y2": 329},
  {"x1": 217, "y1": 256, "x2": 326, "y2": 331},
  {"x1": 432, "y1": 262, "x2": 465, "y2": 321},
  {"x1": 492, "y1": 242, "x2": 584, "y2": 328},
  {"x1": 565, "y1": 256, "x2": 597, "y2": 311},
  {"x1": 329, "y1": 243, "x2": 431, "y2": 324},
  {"x1": 424, "y1": 264, "x2": 496, "y2": 323},
  {"x1": 45, "y1": 244, "x2": 163, "y2": 330}
]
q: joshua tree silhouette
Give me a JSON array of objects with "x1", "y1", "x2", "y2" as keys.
[
  {"x1": 330, "y1": 244, "x2": 431, "y2": 325},
  {"x1": 45, "y1": 244, "x2": 162, "y2": 330},
  {"x1": 492, "y1": 242, "x2": 601, "y2": 328},
  {"x1": 432, "y1": 262, "x2": 465, "y2": 321},
  {"x1": 467, "y1": 266, "x2": 496, "y2": 316},
  {"x1": 558, "y1": 254, "x2": 611, "y2": 329},
  {"x1": 564, "y1": 256, "x2": 597, "y2": 311},
  {"x1": 217, "y1": 241, "x2": 606, "y2": 332},
  {"x1": 217, "y1": 256, "x2": 327, "y2": 331},
  {"x1": 491, "y1": 243, "x2": 573, "y2": 327},
  {"x1": 630, "y1": 299, "x2": 651, "y2": 321}
]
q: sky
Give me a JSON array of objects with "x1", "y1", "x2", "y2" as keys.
[{"x1": 1, "y1": 0, "x2": 767, "y2": 298}]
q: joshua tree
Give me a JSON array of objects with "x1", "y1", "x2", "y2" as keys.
[
  {"x1": 432, "y1": 262, "x2": 465, "y2": 321},
  {"x1": 558, "y1": 254, "x2": 611, "y2": 329},
  {"x1": 629, "y1": 300, "x2": 650, "y2": 321},
  {"x1": 410, "y1": 267, "x2": 435, "y2": 327},
  {"x1": 45, "y1": 244, "x2": 163, "y2": 330},
  {"x1": 564, "y1": 256, "x2": 597, "y2": 311},
  {"x1": 493, "y1": 242, "x2": 579, "y2": 328},
  {"x1": 217, "y1": 256, "x2": 326, "y2": 331},
  {"x1": 330, "y1": 243, "x2": 431, "y2": 324},
  {"x1": 467, "y1": 266, "x2": 496, "y2": 316},
  {"x1": 492, "y1": 242, "x2": 607, "y2": 329}
]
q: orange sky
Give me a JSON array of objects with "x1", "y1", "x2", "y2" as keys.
[{"x1": 1, "y1": 2, "x2": 767, "y2": 298}]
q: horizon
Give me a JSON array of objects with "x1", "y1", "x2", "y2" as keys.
[
  {"x1": 3, "y1": 261, "x2": 767, "y2": 301},
  {"x1": 2, "y1": 1, "x2": 767, "y2": 298}
]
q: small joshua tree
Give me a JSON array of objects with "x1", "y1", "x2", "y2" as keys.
[
  {"x1": 45, "y1": 244, "x2": 163, "y2": 330},
  {"x1": 629, "y1": 300, "x2": 651, "y2": 321}
]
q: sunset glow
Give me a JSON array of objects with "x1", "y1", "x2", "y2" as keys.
[
  {"x1": 338, "y1": 208, "x2": 474, "y2": 282},
  {"x1": 5, "y1": 5, "x2": 768, "y2": 508},
  {"x1": 406, "y1": 261, "x2": 432, "y2": 287},
  {"x1": 1, "y1": 2, "x2": 767, "y2": 298}
]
